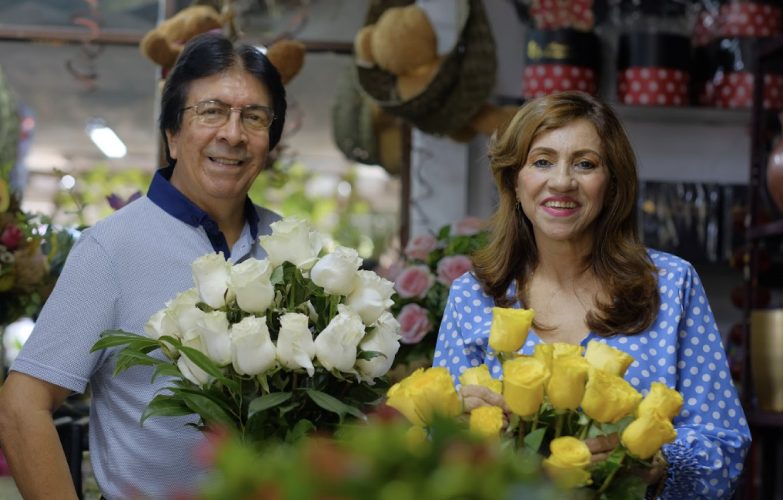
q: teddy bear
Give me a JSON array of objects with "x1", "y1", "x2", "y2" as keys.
[
  {"x1": 353, "y1": 3, "x2": 515, "y2": 142},
  {"x1": 354, "y1": 4, "x2": 441, "y2": 102},
  {"x1": 140, "y1": 5, "x2": 224, "y2": 70}
]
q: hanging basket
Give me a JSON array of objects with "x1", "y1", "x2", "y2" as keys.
[
  {"x1": 356, "y1": 0, "x2": 496, "y2": 135},
  {"x1": 332, "y1": 65, "x2": 380, "y2": 166}
]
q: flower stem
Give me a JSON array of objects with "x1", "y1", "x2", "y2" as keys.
[
  {"x1": 579, "y1": 418, "x2": 593, "y2": 440},
  {"x1": 597, "y1": 450, "x2": 625, "y2": 494},
  {"x1": 555, "y1": 413, "x2": 564, "y2": 439}
]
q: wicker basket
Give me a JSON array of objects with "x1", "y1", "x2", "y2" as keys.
[{"x1": 356, "y1": 0, "x2": 496, "y2": 135}]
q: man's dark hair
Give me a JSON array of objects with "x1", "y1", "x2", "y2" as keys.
[{"x1": 159, "y1": 32, "x2": 287, "y2": 167}]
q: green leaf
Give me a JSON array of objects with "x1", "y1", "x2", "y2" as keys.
[
  {"x1": 114, "y1": 349, "x2": 167, "y2": 375},
  {"x1": 151, "y1": 363, "x2": 184, "y2": 382},
  {"x1": 285, "y1": 418, "x2": 316, "y2": 443},
  {"x1": 140, "y1": 394, "x2": 194, "y2": 425},
  {"x1": 91, "y1": 330, "x2": 152, "y2": 351},
  {"x1": 523, "y1": 427, "x2": 547, "y2": 453},
  {"x1": 356, "y1": 350, "x2": 384, "y2": 361},
  {"x1": 248, "y1": 392, "x2": 293, "y2": 416},
  {"x1": 304, "y1": 388, "x2": 366, "y2": 422},
  {"x1": 178, "y1": 390, "x2": 236, "y2": 428},
  {"x1": 178, "y1": 346, "x2": 239, "y2": 393}
]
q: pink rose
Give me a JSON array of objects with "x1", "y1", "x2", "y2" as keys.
[
  {"x1": 451, "y1": 216, "x2": 486, "y2": 236},
  {"x1": 403, "y1": 233, "x2": 438, "y2": 261},
  {"x1": 398, "y1": 303, "x2": 433, "y2": 344},
  {"x1": 436, "y1": 255, "x2": 473, "y2": 286},
  {"x1": 394, "y1": 265, "x2": 434, "y2": 299},
  {"x1": 0, "y1": 223, "x2": 23, "y2": 250}
]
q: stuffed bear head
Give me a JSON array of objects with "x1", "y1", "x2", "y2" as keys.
[
  {"x1": 140, "y1": 5, "x2": 223, "y2": 70},
  {"x1": 354, "y1": 5, "x2": 442, "y2": 101}
]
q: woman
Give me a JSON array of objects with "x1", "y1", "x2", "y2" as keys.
[{"x1": 433, "y1": 91, "x2": 750, "y2": 498}]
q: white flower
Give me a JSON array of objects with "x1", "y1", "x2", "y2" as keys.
[
  {"x1": 356, "y1": 311, "x2": 401, "y2": 382},
  {"x1": 276, "y1": 312, "x2": 316, "y2": 376},
  {"x1": 196, "y1": 311, "x2": 232, "y2": 366},
  {"x1": 314, "y1": 305, "x2": 366, "y2": 373},
  {"x1": 178, "y1": 337, "x2": 213, "y2": 386},
  {"x1": 259, "y1": 217, "x2": 323, "y2": 270},
  {"x1": 192, "y1": 253, "x2": 234, "y2": 308},
  {"x1": 230, "y1": 316, "x2": 277, "y2": 376},
  {"x1": 231, "y1": 258, "x2": 275, "y2": 314},
  {"x1": 345, "y1": 270, "x2": 395, "y2": 325},
  {"x1": 143, "y1": 308, "x2": 168, "y2": 339},
  {"x1": 163, "y1": 288, "x2": 204, "y2": 340},
  {"x1": 310, "y1": 246, "x2": 362, "y2": 295}
]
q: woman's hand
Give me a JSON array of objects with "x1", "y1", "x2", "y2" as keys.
[{"x1": 460, "y1": 384, "x2": 508, "y2": 412}]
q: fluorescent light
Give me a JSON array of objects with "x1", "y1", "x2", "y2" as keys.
[{"x1": 86, "y1": 119, "x2": 127, "y2": 159}]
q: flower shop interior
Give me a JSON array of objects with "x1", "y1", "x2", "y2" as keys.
[{"x1": 1, "y1": 0, "x2": 783, "y2": 499}]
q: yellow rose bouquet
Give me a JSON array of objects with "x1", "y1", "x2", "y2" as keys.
[{"x1": 387, "y1": 307, "x2": 684, "y2": 498}]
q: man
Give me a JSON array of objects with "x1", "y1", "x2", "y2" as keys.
[{"x1": 0, "y1": 33, "x2": 285, "y2": 499}]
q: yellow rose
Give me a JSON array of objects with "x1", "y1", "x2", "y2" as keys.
[
  {"x1": 459, "y1": 364, "x2": 503, "y2": 394},
  {"x1": 386, "y1": 367, "x2": 462, "y2": 426},
  {"x1": 621, "y1": 410, "x2": 677, "y2": 459},
  {"x1": 469, "y1": 405, "x2": 505, "y2": 440},
  {"x1": 637, "y1": 382, "x2": 684, "y2": 420},
  {"x1": 543, "y1": 436, "x2": 592, "y2": 488},
  {"x1": 489, "y1": 307, "x2": 534, "y2": 353},
  {"x1": 502, "y1": 356, "x2": 549, "y2": 418},
  {"x1": 581, "y1": 368, "x2": 642, "y2": 423},
  {"x1": 584, "y1": 340, "x2": 634, "y2": 377},
  {"x1": 547, "y1": 355, "x2": 590, "y2": 411},
  {"x1": 552, "y1": 343, "x2": 584, "y2": 358},
  {"x1": 533, "y1": 343, "x2": 554, "y2": 372}
]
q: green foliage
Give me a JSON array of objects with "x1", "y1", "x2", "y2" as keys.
[{"x1": 197, "y1": 416, "x2": 568, "y2": 500}]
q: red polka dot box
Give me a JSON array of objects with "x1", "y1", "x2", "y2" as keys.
[
  {"x1": 522, "y1": 28, "x2": 601, "y2": 99},
  {"x1": 717, "y1": 1, "x2": 783, "y2": 38},
  {"x1": 617, "y1": 33, "x2": 691, "y2": 106},
  {"x1": 696, "y1": 37, "x2": 783, "y2": 110}
]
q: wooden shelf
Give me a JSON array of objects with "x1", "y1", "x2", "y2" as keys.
[{"x1": 747, "y1": 219, "x2": 783, "y2": 240}]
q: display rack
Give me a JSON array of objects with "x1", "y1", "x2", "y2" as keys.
[{"x1": 741, "y1": 35, "x2": 783, "y2": 500}]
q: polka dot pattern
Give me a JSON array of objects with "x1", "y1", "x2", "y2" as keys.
[
  {"x1": 699, "y1": 72, "x2": 783, "y2": 109},
  {"x1": 618, "y1": 67, "x2": 690, "y2": 106},
  {"x1": 433, "y1": 249, "x2": 751, "y2": 498},
  {"x1": 718, "y1": 3, "x2": 783, "y2": 38},
  {"x1": 528, "y1": 0, "x2": 594, "y2": 30},
  {"x1": 522, "y1": 64, "x2": 598, "y2": 99}
]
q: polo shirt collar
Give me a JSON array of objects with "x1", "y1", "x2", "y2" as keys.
[{"x1": 147, "y1": 166, "x2": 260, "y2": 256}]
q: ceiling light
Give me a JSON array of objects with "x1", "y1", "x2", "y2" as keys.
[{"x1": 86, "y1": 119, "x2": 127, "y2": 159}]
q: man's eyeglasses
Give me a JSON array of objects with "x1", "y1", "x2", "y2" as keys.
[{"x1": 182, "y1": 100, "x2": 275, "y2": 131}]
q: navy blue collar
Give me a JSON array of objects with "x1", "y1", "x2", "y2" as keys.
[{"x1": 147, "y1": 166, "x2": 260, "y2": 258}]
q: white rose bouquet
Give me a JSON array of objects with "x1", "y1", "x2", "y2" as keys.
[{"x1": 91, "y1": 217, "x2": 401, "y2": 444}]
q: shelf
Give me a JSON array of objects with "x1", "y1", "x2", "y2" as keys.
[
  {"x1": 747, "y1": 219, "x2": 783, "y2": 240},
  {"x1": 748, "y1": 408, "x2": 783, "y2": 429}
]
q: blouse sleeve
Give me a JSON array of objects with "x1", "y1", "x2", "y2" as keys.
[
  {"x1": 658, "y1": 264, "x2": 751, "y2": 499},
  {"x1": 433, "y1": 275, "x2": 488, "y2": 386}
]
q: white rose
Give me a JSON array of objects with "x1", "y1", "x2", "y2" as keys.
[
  {"x1": 310, "y1": 246, "x2": 362, "y2": 296},
  {"x1": 231, "y1": 258, "x2": 275, "y2": 314},
  {"x1": 196, "y1": 311, "x2": 232, "y2": 366},
  {"x1": 356, "y1": 311, "x2": 401, "y2": 382},
  {"x1": 314, "y1": 304, "x2": 366, "y2": 373},
  {"x1": 178, "y1": 337, "x2": 213, "y2": 386},
  {"x1": 230, "y1": 316, "x2": 277, "y2": 376},
  {"x1": 163, "y1": 288, "x2": 204, "y2": 340},
  {"x1": 345, "y1": 270, "x2": 395, "y2": 325},
  {"x1": 276, "y1": 312, "x2": 316, "y2": 376},
  {"x1": 259, "y1": 217, "x2": 323, "y2": 270},
  {"x1": 144, "y1": 308, "x2": 168, "y2": 339},
  {"x1": 192, "y1": 253, "x2": 234, "y2": 308}
]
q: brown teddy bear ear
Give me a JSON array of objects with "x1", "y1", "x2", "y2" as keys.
[{"x1": 265, "y1": 40, "x2": 306, "y2": 85}]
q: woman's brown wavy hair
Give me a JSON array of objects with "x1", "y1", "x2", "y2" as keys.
[{"x1": 472, "y1": 91, "x2": 659, "y2": 336}]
